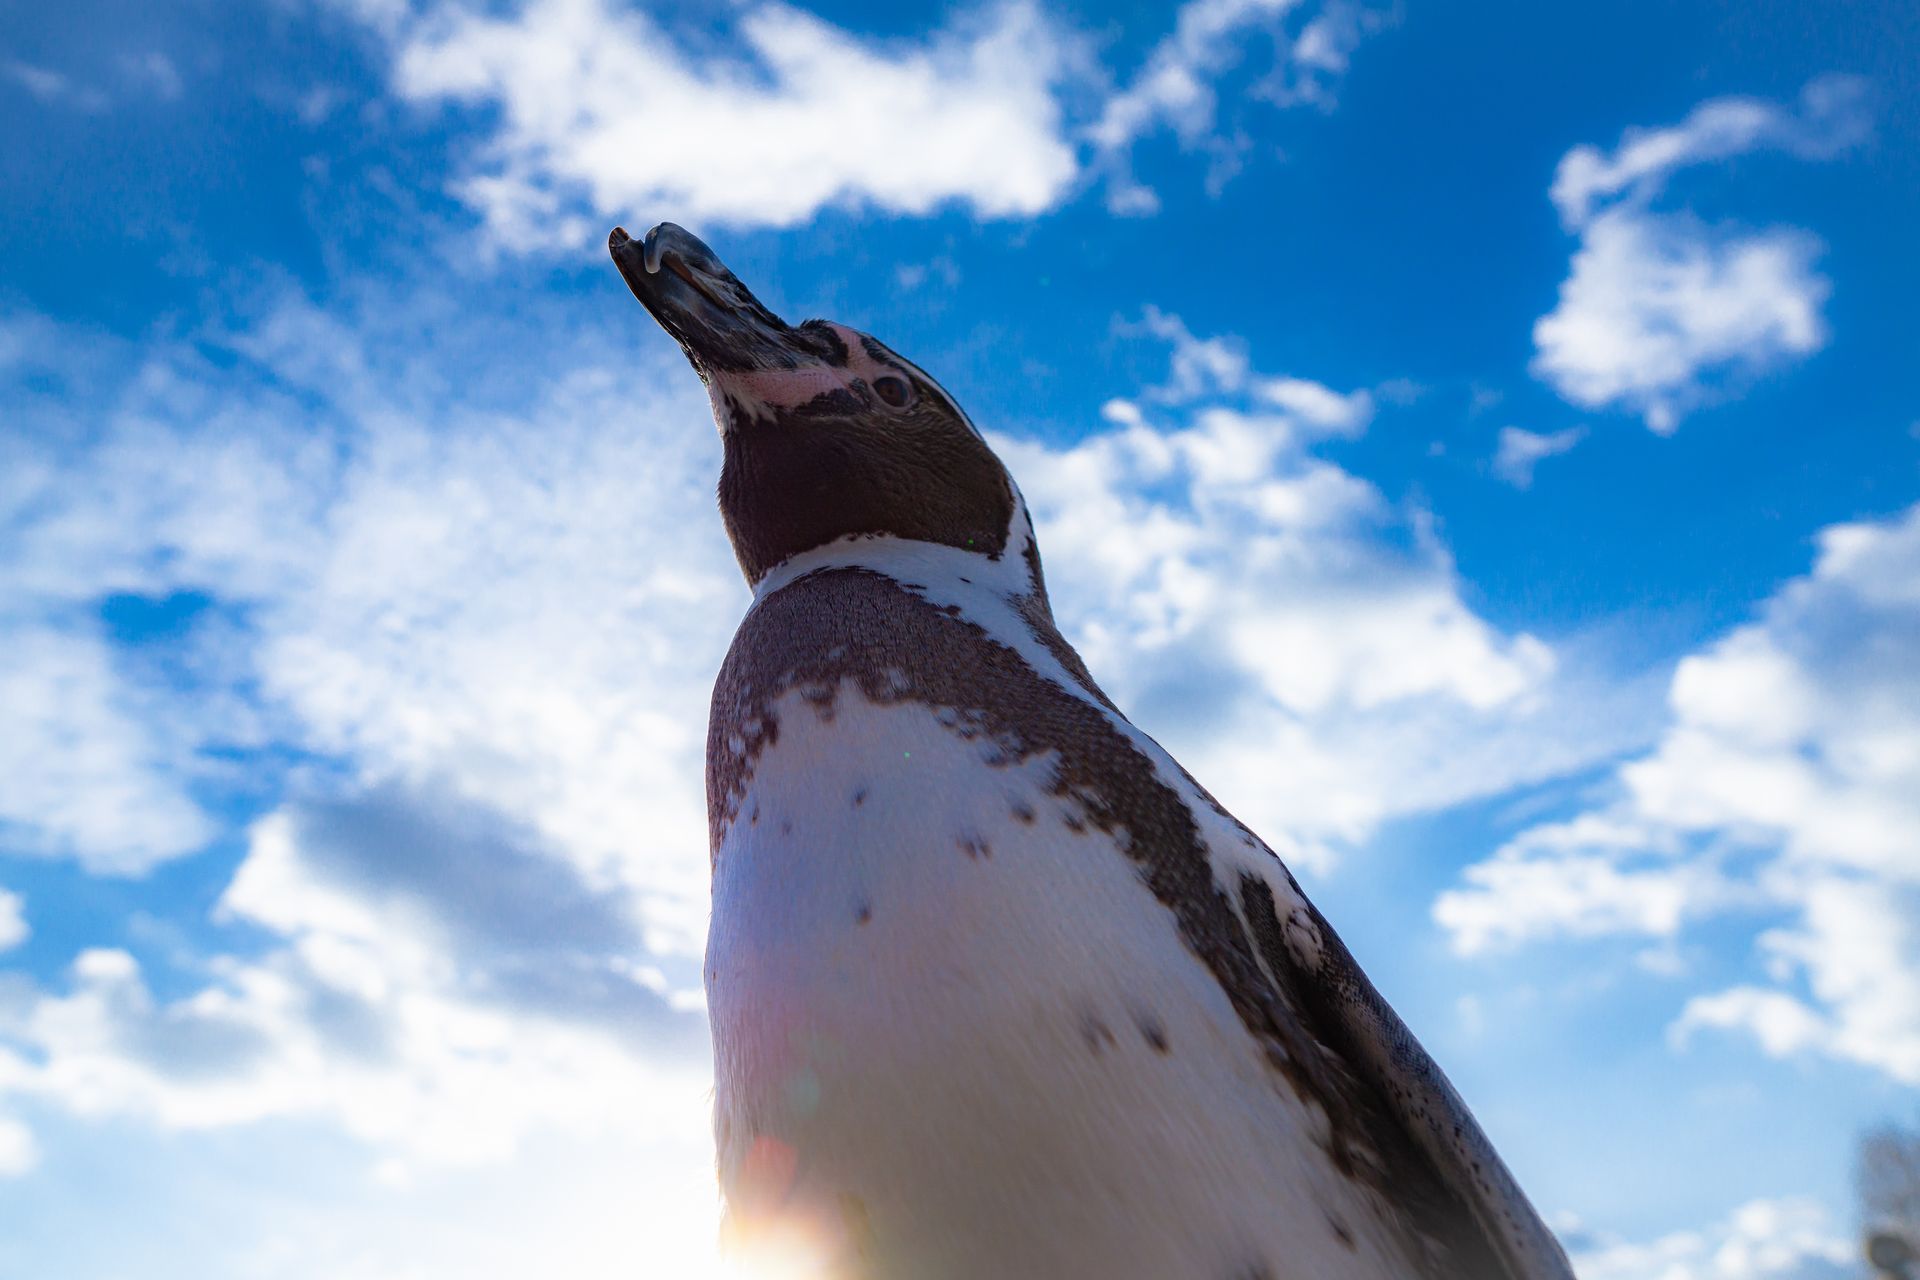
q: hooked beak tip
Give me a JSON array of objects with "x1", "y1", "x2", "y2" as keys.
[{"x1": 609, "y1": 221, "x2": 800, "y2": 371}]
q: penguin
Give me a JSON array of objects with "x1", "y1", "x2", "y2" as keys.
[{"x1": 608, "y1": 222, "x2": 1575, "y2": 1280}]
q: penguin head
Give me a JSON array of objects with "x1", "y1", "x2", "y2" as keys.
[{"x1": 611, "y1": 223, "x2": 1025, "y2": 591}]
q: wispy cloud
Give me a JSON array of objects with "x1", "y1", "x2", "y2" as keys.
[
  {"x1": 1547, "y1": 78, "x2": 1870, "y2": 231},
  {"x1": 1493, "y1": 425, "x2": 1585, "y2": 489},
  {"x1": 1121, "y1": 305, "x2": 1375, "y2": 428},
  {"x1": 3, "y1": 52, "x2": 184, "y2": 112},
  {"x1": 1565, "y1": 1196, "x2": 1854, "y2": 1280},
  {"x1": 1436, "y1": 501, "x2": 1920, "y2": 1085},
  {"x1": 0, "y1": 621, "x2": 216, "y2": 872},
  {"x1": 0, "y1": 1114, "x2": 34, "y2": 1178},
  {"x1": 2, "y1": 59, "x2": 109, "y2": 112},
  {"x1": 1088, "y1": 0, "x2": 1384, "y2": 212},
  {"x1": 116, "y1": 51, "x2": 183, "y2": 101},
  {"x1": 1532, "y1": 76, "x2": 1870, "y2": 433}
]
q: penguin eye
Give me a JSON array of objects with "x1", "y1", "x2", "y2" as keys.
[{"x1": 872, "y1": 375, "x2": 913, "y2": 409}]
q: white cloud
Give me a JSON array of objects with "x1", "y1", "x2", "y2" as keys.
[
  {"x1": 1670, "y1": 988, "x2": 1829, "y2": 1061},
  {"x1": 0, "y1": 888, "x2": 27, "y2": 953},
  {"x1": 245, "y1": 384, "x2": 738, "y2": 952},
  {"x1": 1434, "y1": 822, "x2": 1715, "y2": 956},
  {"x1": 1533, "y1": 214, "x2": 1827, "y2": 434},
  {"x1": 0, "y1": 622, "x2": 215, "y2": 873},
  {"x1": 2, "y1": 294, "x2": 738, "y2": 942},
  {"x1": 1005, "y1": 311, "x2": 1650, "y2": 870},
  {"x1": 1125, "y1": 304, "x2": 1255, "y2": 400},
  {"x1": 0, "y1": 1113, "x2": 36, "y2": 1177},
  {"x1": 1284, "y1": 1, "x2": 1372, "y2": 95},
  {"x1": 1437, "y1": 502, "x2": 1920, "y2": 1084},
  {"x1": 116, "y1": 52, "x2": 183, "y2": 101},
  {"x1": 388, "y1": 0, "x2": 1080, "y2": 246},
  {"x1": 1531, "y1": 77, "x2": 1868, "y2": 433},
  {"x1": 1568, "y1": 1196, "x2": 1854, "y2": 1280},
  {"x1": 3, "y1": 52, "x2": 183, "y2": 112},
  {"x1": 1674, "y1": 874, "x2": 1920, "y2": 1083},
  {"x1": 1124, "y1": 305, "x2": 1374, "y2": 431},
  {"x1": 0, "y1": 776, "x2": 719, "y2": 1255},
  {"x1": 1548, "y1": 78, "x2": 1870, "y2": 232},
  {"x1": 0, "y1": 813, "x2": 728, "y2": 1264},
  {"x1": 5, "y1": 293, "x2": 733, "y2": 1223},
  {"x1": 1494, "y1": 425, "x2": 1586, "y2": 488},
  {"x1": 1, "y1": 60, "x2": 109, "y2": 112},
  {"x1": 0, "y1": 809, "x2": 702, "y2": 1165},
  {"x1": 1088, "y1": 0, "x2": 1381, "y2": 212},
  {"x1": 1090, "y1": 0, "x2": 1303, "y2": 151},
  {"x1": 1257, "y1": 373, "x2": 1373, "y2": 433}
]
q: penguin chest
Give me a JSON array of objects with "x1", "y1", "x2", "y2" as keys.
[{"x1": 705, "y1": 679, "x2": 1417, "y2": 1280}]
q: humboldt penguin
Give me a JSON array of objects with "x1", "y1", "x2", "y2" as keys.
[{"x1": 609, "y1": 221, "x2": 1574, "y2": 1280}]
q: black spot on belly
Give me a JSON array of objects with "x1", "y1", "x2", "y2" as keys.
[
  {"x1": 1327, "y1": 1212, "x2": 1357, "y2": 1250},
  {"x1": 1134, "y1": 1012, "x2": 1170, "y2": 1054},
  {"x1": 1010, "y1": 799, "x2": 1035, "y2": 824},
  {"x1": 855, "y1": 899, "x2": 873, "y2": 925},
  {"x1": 852, "y1": 786, "x2": 868, "y2": 807},
  {"x1": 780, "y1": 819, "x2": 793, "y2": 836},
  {"x1": 1079, "y1": 1011, "x2": 1118, "y2": 1054},
  {"x1": 957, "y1": 834, "x2": 991, "y2": 860}
]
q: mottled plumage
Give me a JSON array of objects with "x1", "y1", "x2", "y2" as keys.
[{"x1": 609, "y1": 222, "x2": 1574, "y2": 1280}]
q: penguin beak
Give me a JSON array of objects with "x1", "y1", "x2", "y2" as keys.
[{"x1": 609, "y1": 223, "x2": 808, "y2": 375}]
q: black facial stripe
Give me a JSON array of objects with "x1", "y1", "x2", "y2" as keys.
[
  {"x1": 858, "y1": 334, "x2": 905, "y2": 371},
  {"x1": 782, "y1": 387, "x2": 866, "y2": 418},
  {"x1": 797, "y1": 320, "x2": 850, "y2": 366}
]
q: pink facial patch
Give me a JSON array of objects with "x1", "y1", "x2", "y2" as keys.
[
  {"x1": 710, "y1": 324, "x2": 903, "y2": 416},
  {"x1": 721, "y1": 365, "x2": 852, "y2": 409}
]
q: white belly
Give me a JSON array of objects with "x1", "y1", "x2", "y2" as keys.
[{"x1": 706, "y1": 682, "x2": 1416, "y2": 1280}]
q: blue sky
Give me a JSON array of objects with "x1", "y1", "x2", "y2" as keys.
[{"x1": 2, "y1": 0, "x2": 1917, "y2": 1276}]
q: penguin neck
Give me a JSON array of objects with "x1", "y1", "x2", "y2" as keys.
[
  {"x1": 750, "y1": 530, "x2": 1037, "y2": 611},
  {"x1": 749, "y1": 488, "x2": 1049, "y2": 613}
]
